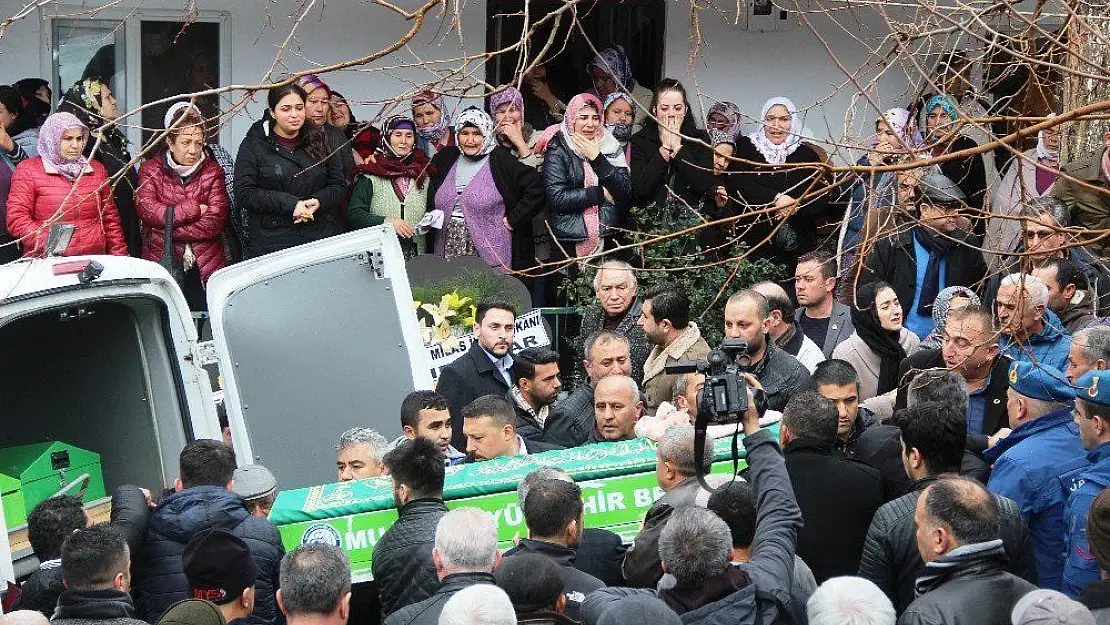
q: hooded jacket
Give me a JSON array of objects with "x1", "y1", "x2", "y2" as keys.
[
  {"x1": 233, "y1": 118, "x2": 347, "y2": 258},
  {"x1": 999, "y1": 309, "x2": 1072, "y2": 374},
  {"x1": 127, "y1": 485, "x2": 284, "y2": 625},
  {"x1": 986, "y1": 408, "x2": 1089, "y2": 591},
  {"x1": 1063, "y1": 441, "x2": 1110, "y2": 597}
]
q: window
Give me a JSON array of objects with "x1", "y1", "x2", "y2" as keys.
[
  {"x1": 140, "y1": 21, "x2": 221, "y2": 145},
  {"x1": 52, "y1": 19, "x2": 127, "y2": 112}
]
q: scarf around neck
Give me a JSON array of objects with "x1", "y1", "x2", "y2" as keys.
[
  {"x1": 747, "y1": 96, "x2": 803, "y2": 165},
  {"x1": 851, "y1": 282, "x2": 908, "y2": 395},
  {"x1": 357, "y1": 115, "x2": 434, "y2": 199},
  {"x1": 913, "y1": 227, "x2": 955, "y2": 317},
  {"x1": 914, "y1": 539, "x2": 1006, "y2": 597},
  {"x1": 166, "y1": 149, "x2": 206, "y2": 179}
]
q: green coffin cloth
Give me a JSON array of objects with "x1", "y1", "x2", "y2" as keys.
[{"x1": 271, "y1": 426, "x2": 768, "y2": 525}]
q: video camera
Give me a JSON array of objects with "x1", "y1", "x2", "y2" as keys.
[
  {"x1": 664, "y1": 338, "x2": 767, "y2": 424},
  {"x1": 664, "y1": 338, "x2": 769, "y2": 491}
]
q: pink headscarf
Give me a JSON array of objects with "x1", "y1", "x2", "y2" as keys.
[{"x1": 37, "y1": 112, "x2": 90, "y2": 180}]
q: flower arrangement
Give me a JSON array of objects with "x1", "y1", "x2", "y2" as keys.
[{"x1": 413, "y1": 292, "x2": 476, "y2": 350}]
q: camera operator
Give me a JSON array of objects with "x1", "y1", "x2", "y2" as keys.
[{"x1": 722, "y1": 290, "x2": 814, "y2": 411}]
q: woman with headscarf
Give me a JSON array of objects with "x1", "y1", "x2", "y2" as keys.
[
  {"x1": 706, "y1": 101, "x2": 742, "y2": 143},
  {"x1": 603, "y1": 92, "x2": 635, "y2": 163},
  {"x1": 629, "y1": 79, "x2": 713, "y2": 229},
  {"x1": 57, "y1": 77, "x2": 141, "y2": 257},
  {"x1": 428, "y1": 107, "x2": 544, "y2": 274},
  {"x1": 347, "y1": 116, "x2": 433, "y2": 259},
  {"x1": 919, "y1": 286, "x2": 980, "y2": 350},
  {"x1": 731, "y1": 96, "x2": 830, "y2": 274},
  {"x1": 922, "y1": 94, "x2": 987, "y2": 222},
  {"x1": 703, "y1": 130, "x2": 737, "y2": 256},
  {"x1": 987, "y1": 119, "x2": 1061, "y2": 272},
  {"x1": 539, "y1": 93, "x2": 630, "y2": 262},
  {"x1": 587, "y1": 45, "x2": 653, "y2": 132},
  {"x1": 328, "y1": 91, "x2": 359, "y2": 138},
  {"x1": 412, "y1": 91, "x2": 454, "y2": 158},
  {"x1": 234, "y1": 84, "x2": 347, "y2": 258},
  {"x1": 6, "y1": 112, "x2": 127, "y2": 257},
  {"x1": 488, "y1": 87, "x2": 538, "y2": 167},
  {"x1": 135, "y1": 107, "x2": 230, "y2": 310},
  {"x1": 832, "y1": 282, "x2": 921, "y2": 401}
]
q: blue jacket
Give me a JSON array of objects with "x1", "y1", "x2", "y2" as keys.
[
  {"x1": 1000, "y1": 310, "x2": 1072, "y2": 373},
  {"x1": 986, "y1": 408, "x2": 1088, "y2": 591},
  {"x1": 1063, "y1": 441, "x2": 1110, "y2": 597}
]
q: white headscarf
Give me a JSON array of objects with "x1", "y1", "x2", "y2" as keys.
[
  {"x1": 452, "y1": 107, "x2": 497, "y2": 158},
  {"x1": 1036, "y1": 114, "x2": 1059, "y2": 161},
  {"x1": 747, "y1": 96, "x2": 803, "y2": 165},
  {"x1": 164, "y1": 102, "x2": 203, "y2": 129}
]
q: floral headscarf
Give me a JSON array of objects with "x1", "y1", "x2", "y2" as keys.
[
  {"x1": 380, "y1": 116, "x2": 418, "y2": 160},
  {"x1": 488, "y1": 87, "x2": 524, "y2": 119},
  {"x1": 707, "y1": 101, "x2": 743, "y2": 140},
  {"x1": 37, "y1": 112, "x2": 90, "y2": 180},
  {"x1": 747, "y1": 96, "x2": 803, "y2": 165},
  {"x1": 877, "y1": 107, "x2": 924, "y2": 148},
  {"x1": 57, "y1": 78, "x2": 130, "y2": 159},
  {"x1": 588, "y1": 46, "x2": 635, "y2": 93},
  {"x1": 412, "y1": 91, "x2": 451, "y2": 144},
  {"x1": 453, "y1": 107, "x2": 497, "y2": 159},
  {"x1": 709, "y1": 130, "x2": 735, "y2": 149},
  {"x1": 925, "y1": 94, "x2": 959, "y2": 122},
  {"x1": 603, "y1": 92, "x2": 635, "y2": 143},
  {"x1": 294, "y1": 74, "x2": 330, "y2": 98}
]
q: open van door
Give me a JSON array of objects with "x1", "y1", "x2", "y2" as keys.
[{"x1": 206, "y1": 228, "x2": 433, "y2": 490}]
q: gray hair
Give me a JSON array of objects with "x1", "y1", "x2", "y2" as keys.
[
  {"x1": 658, "y1": 507, "x2": 732, "y2": 588},
  {"x1": 434, "y1": 508, "x2": 498, "y2": 572},
  {"x1": 807, "y1": 577, "x2": 896, "y2": 625},
  {"x1": 438, "y1": 585, "x2": 517, "y2": 625},
  {"x1": 278, "y1": 544, "x2": 352, "y2": 616},
  {"x1": 592, "y1": 260, "x2": 638, "y2": 292},
  {"x1": 1020, "y1": 196, "x2": 1071, "y2": 228},
  {"x1": 906, "y1": 368, "x2": 969, "y2": 414},
  {"x1": 660, "y1": 425, "x2": 713, "y2": 476},
  {"x1": 517, "y1": 466, "x2": 572, "y2": 506},
  {"x1": 1075, "y1": 327, "x2": 1110, "y2": 363},
  {"x1": 999, "y1": 273, "x2": 1050, "y2": 308},
  {"x1": 336, "y1": 427, "x2": 389, "y2": 461},
  {"x1": 584, "y1": 330, "x2": 630, "y2": 362}
]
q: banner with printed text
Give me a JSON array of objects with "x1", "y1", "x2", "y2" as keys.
[{"x1": 426, "y1": 309, "x2": 550, "y2": 382}]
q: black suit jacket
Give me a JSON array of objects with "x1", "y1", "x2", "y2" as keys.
[
  {"x1": 438, "y1": 343, "x2": 512, "y2": 450},
  {"x1": 895, "y1": 348, "x2": 1010, "y2": 452}
]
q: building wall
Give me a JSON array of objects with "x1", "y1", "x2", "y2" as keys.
[{"x1": 0, "y1": 0, "x2": 918, "y2": 160}]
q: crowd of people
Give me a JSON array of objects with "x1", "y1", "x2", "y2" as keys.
[{"x1": 8, "y1": 40, "x2": 1110, "y2": 625}]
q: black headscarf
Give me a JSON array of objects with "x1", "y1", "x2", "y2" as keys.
[{"x1": 851, "y1": 282, "x2": 907, "y2": 395}]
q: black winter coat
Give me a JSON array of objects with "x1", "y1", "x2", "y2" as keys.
[
  {"x1": 784, "y1": 437, "x2": 884, "y2": 584},
  {"x1": 121, "y1": 485, "x2": 285, "y2": 625},
  {"x1": 898, "y1": 546, "x2": 1037, "y2": 625},
  {"x1": 938, "y1": 136, "x2": 988, "y2": 212},
  {"x1": 372, "y1": 498, "x2": 449, "y2": 618},
  {"x1": 11, "y1": 566, "x2": 64, "y2": 617},
  {"x1": 502, "y1": 539, "x2": 605, "y2": 621},
  {"x1": 727, "y1": 137, "x2": 831, "y2": 274},
  {"x1": 575, "y1": 528, "x2": 628, "y2": 587},
  {"x1": 428, "y1": 146, "x2": 545, "y2": 271},
  {"x1": 234, "y1": 119, "x2": 347, "y2": 258},
  {"x1": 541, "y1": 133, "x2": 630, "y2": 243},
  {"x1": 858, "y1": 477, "x2": 1037, "y2": 614},
  {"x1": 853, "y1": 424, "x2": 990, "y2": 501},
  {"x1": 629, "y1": 121, "x2": 714, "y2": 222},
  {"x1": 861, "y1": 228, "x2": 988, "y2": 315},
  {"x1": 576, "y1": 298, "x2": 650, "y2": 386},
  {"x1": 895, "y1": 348, "x2": 1011, "y2": 453},
  {"x1": 438, "y1": 342, "x2": 514, "y2": 450},
  {"x1": 381, "y1": 572, "x2": 495, "y2": 625}
]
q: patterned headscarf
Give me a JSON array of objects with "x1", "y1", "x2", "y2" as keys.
[
  {"x1": 453, "y1": 107, "x2": 497, "y2": 159},
  {"x1": 381, "y1": 116, "x2": 418, "y2": 160},
  {"x1": 1037, "y1": 114, "x2": 1059, "y2": 161},
  {"x1": 603, "y1": 92, "x2": 635, "y2": 143},
  {"x1": 879, "y1": 107, "x2": 925, "y2": 148},
  {"x1": 709, "y1": 130, "x2": 735, "y2": 149},
  {"x1": 488, "y1": 87, "x2": 524, "y2": 119},
  {"x1": 925, "y1": 94, "x2": 959, "y2": 122},
  {"x1": 588, "y1": 46, "x2": 635, "y2": 93},
  {"x1": 412, "y1": 91, "x2": 450, "y2": 143},
  {"x1": 38, "y1": 112, "x2": 90, "y2": 180},
  {"x1": 920, "y1": 286, "x2": 981, "y2": 349},
  {"x1": 294, "y1": 74, "x2": 331, "y2": 97},
  {"x1": 57, "y1": 77, "x2": 130, "y2": 160},
  {"x1": 747, "y1": 96, "x2": 803, "y2": 165},
  {"x1": 707, "y1": 101, "x2": 743, "y2": 140}
]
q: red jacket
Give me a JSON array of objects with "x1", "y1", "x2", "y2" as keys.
[
  {"x1": 135, "y1": 150, "x2": 230, "y2": 285},
  {"x1": 6, "y1": 157, "x2": 128, "y2": 257}
]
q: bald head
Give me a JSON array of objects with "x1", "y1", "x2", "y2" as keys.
[
  {"x1": 594, "y1": 375, "x2": 643, "y2": 441},
  {"x1": 916, "y1": 477, "x2": 1001, "y2": 561},
  {"x1": 1, "y1": 612, "x2": 50, "y2": 625}
]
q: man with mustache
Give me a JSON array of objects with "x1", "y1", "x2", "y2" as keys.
[{"x1": 438, "y1": 298, "x2": 518, "y2": 450}]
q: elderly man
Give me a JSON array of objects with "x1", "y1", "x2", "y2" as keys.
[
  {"x1": 550, "y1": 331, "x2": 633, "y2": 448},
  {"x1": 1068, "y1": 326, "x2": 1110, "y2": 383},
  {"x1": 986, "y1": 360, "x2": 1088, "y2": 591},
  {"x1": 276, "y1": 544, "x2": 352, "y2": 625},
  {"x1": 862, "y1": 171, "x2": 988, "y2": 340},
  {"x1": 900, "y1": 479, "x2": 1038, "y2": 625},
  {"x1": 589, "y1": 375, "x2": 644, "y2": 443},
  {"x1": 638, "y1": 285, "x2": 710, "y2": 411},
  {"x1": 336, "y1": 427, "x2": 389, "y2": 482},
  {"x1": 794, "y1": 248, "x2": 853, "y2": 358},
  {"x1": 752, "y1": 281, "x2": 825, "y2": 373},
  {"x1": 723, "y1": 289, "x2": 813, "y2": 412},
  {"x1": 462, "y1": 395, "x2": 557, "y2": 461},
  {"x1": 1053, "y1": 131, "x2": 1110, "y2": 258},
  {"x1": 384, "y1": 508, "x2": 500, "y2": 625},
  {"x1": 995, "y1": 273, "x2": 1072, "y2": 372},
  {"x1": 1063, "y1": 370, "x2": 1110, "y2": 597},
  {"x1": 621, "y1": 425, "x2": 714, "y2": 588},
  {"x1": 578, "y1": 260, "x2": 651, "y2": 384}
]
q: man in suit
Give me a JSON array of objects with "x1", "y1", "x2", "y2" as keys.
[
  {"x1": 438, "y1": 298, "x2": 518, "y2": 450},
  {"x1": 794, "y1": 248, "x2": 853, "y2": 359}
]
